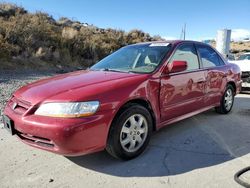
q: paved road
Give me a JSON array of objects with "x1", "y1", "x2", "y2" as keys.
[{"x1": 0, "y1": 94, "x2": 250, "y2": 188}]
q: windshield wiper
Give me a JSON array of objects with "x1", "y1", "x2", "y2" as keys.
[{"x1": 100, "y1": 68, "x2": 129, "y2": 73}]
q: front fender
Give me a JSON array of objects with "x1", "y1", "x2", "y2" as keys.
[{"x1": 97, "y1": 76, "x2": 161, "y2": 134}]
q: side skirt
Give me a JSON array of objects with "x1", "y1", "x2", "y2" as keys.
[{"x1": 157, "y1": 104, "x2": 219, "y2": 130}]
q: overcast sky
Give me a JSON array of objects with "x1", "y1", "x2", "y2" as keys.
[{"x1": 3, "y1": 0, "x2": 250, "y2": 41}]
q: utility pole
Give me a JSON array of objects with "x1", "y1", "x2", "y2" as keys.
[
  {"x1": 180, "y1": 23, "x2": 186, "y2": 40},
  {"x1": 183, "y1": 23, "x2": 186, "y2": 40}
]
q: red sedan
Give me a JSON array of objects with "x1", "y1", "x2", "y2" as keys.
[{"x1": 3, "y1": 40, "x2": 241, "y2": 160}]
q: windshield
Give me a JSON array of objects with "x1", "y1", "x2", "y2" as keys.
[
  {"x1": 238, "y1": 54, "x2": 250, "y2": 60},
  {"x1": 90, "y1": 43, "x2": 171, "y2": 73}
]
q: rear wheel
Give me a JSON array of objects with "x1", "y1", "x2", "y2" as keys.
[
  {"x1": 215, "y1": 85, "x2": 235, "y2": 114},
  {"x1": 106, "y1": 104, "x2": 153, "y2": 160}
]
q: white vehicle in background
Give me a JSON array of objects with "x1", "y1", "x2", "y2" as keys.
[{"x1": 229, "y1": 52, "x2": 250, "y2": 90}]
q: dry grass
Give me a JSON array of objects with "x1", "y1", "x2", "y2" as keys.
[
  {"x1": 0, "y1": 3, "x2": 162, "y2": 71},
  {"x1": 211, "y1": 41, "x2": 250, "y2": 55},
  {"x1": 231, "y1": 41, "x2": 250, "y2": 54}
]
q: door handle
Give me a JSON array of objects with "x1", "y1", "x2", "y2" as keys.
[{"x1": 197, "y1": 78, "x2": 206, "y2": 83}]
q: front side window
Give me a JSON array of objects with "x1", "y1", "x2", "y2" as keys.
[
  {"x1": 197, "y1": 45, "x2": 223, "y2": 68},
  {"x1": 169, "y1": 43, "x2": 199, "y2": 71},
  {"x1": 91, "y1": 44, "x2": 171, "y2": 73}
]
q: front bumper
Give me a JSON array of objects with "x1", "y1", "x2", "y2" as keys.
[{"x1": 3, "y1": 102, "x2": 114, "y2": 156}]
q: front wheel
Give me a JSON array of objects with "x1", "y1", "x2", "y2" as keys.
[
  {"x1": 215, "y1": 85, "x2": 235, "y2": 114},
  {"x1": 106, "y1": 104, "x2": 153, "y2": 160}
]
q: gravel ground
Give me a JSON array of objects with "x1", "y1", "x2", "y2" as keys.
[
  {"x1": 0, "y1": 70, "x2": 56, "y2": 124},
  {"x1": 0, "y1": 71, "x2": 250, "y2": 188}
]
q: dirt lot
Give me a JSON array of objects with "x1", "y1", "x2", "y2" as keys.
[{"x1": 0, "y1": 72, "x2": 250, "y2": 188}]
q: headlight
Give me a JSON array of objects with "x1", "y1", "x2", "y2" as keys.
[{"x1": 35, "y1": 101, "x2": 100, "y2": 118}]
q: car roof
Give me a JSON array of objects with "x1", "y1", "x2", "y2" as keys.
[
  {"x1": 129, "y1": 40, "x2": 227, "y2": 63},
  {"x1": 129, "y1": 40, "x2": 207, "y2": 46}
]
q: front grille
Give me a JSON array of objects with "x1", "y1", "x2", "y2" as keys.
[
  {"x1": 17, "y1": 131, "x2": 54, "y2": 148},
  {"x1": 242, "y1": 72, "x2": 250, "y2": 83},
  {"x1": 242, "y1": 71, "x2": 250, "y2": 78},
  {"x1": 9, "y1": 97, "x2": 31, "y2": 115}
]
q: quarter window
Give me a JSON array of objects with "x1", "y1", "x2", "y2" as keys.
[
  {"x1": 197, "y1": 45, "x2": 223, "y2": 67},
  {"x1": 170, "y1": 44, "x2": 199, "y2": 71}
]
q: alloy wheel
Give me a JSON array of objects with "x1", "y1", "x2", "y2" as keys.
[
  {"x1": 120, "y1": 114, "x2": 148, "y2": 153},
  {"x1": 224, "y1": 88, "x2": 233, "y2": 111}
]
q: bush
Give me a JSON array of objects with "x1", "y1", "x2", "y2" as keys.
[{"x1": 0, "y1": 3, "x2": 163, "y2": 70}]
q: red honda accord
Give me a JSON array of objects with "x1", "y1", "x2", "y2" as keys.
[{"x1": 3, "y1": 40, "x2": 241, "y2": 160}]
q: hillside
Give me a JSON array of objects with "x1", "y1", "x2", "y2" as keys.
[
  {"x1": 211, "y1": 41, "x2": 250, "y2": 56},
  {"x1": 1, "y1": 4, "x2": 249, "y2": 72},
  {"x1": 0, "y1": 3, "x2": 162, "y2": 71},
  {"x1": 230, "y1": 41, "x2": 250, "y2": 54}
]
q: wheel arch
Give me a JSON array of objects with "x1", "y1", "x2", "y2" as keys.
[
  {"x1": 111, "y1": 98, "x2": 157, "y2": 132},
  {"x1": 227, "y1": 81, "x2": 236, "y2": 95}
]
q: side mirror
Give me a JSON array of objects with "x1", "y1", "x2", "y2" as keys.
[{"x1": 167, "y1": 60, "x2": 187, "y2": 73}]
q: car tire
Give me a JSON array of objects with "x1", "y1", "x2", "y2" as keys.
[
  {"x1": 215, "y1": 84, "x2": 235, "y2": 114},
  {"x1": 106, "y1": 104, "x2": 153, "y2": 160}
]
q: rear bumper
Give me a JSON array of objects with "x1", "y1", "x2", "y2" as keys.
[
  {"x1": 3, "y1": 104, "x2": 114, "y2": 156},
  {"x1": 242, "y1": 84, "x2": 250, "y2": 90}
]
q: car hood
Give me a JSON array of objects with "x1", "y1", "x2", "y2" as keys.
[
  {"x1": 13, "y1": 70, "x2": 141, "y2": 105},
  {"x1": 229, "y1": 60, "x2": 250, "y2": 71}
]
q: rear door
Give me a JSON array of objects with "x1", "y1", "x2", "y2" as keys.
[
  {"x1": 196, "y1": 44, "x2": 227, "y2": 106},
  {"x1": 160, "y1": 43, "x2": 206, "y2": 122}
]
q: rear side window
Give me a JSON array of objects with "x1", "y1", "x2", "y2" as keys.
[
  {"x1": 170, "y1": 44, "x2": 199, "y2": 71},
  {"x1": 218, "y1": 56, "x2": 225, "y2": 65},
  {"x1": 197, "y1": 45, "x2": 223, "y2": 68}
]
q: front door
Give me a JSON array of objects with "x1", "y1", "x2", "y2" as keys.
[{"x1": 160, "y1": 43, "x2": 206, "y2": 122}]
